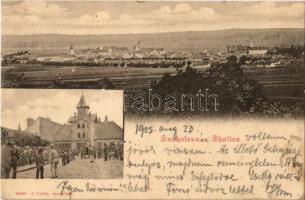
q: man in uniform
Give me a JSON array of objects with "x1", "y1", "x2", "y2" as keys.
[
  {"x1": 97, "y1": 146, "x2": 102, "y2": 159},
  {"x1": 80, "y1": 147, "x2": 84, "y2": 159},
  {"x1": 114, "y1": 144, "x2": 118, "y2": 160},
  {"x1": 35, "y1": 148, "x2": 44, "y2": 179},
  {"x1": 118, "y1": 143, "x2": 123, "y2": 161},
  {"x1": 49, "y1": 144, "x2": 59, "y2": 179},
  {"x1": 11, "y1": 142, "x2": 20, "y2": 179},
  {"x1": 1, "y1": 140, "x2": 13, "y2": 179},
  {"x1": 103, "y1": 143, "x2": 108, "y2": 161},
  {"x1": 93, "y1": 146, "x2": 96, "y2": 159},
  {"x1": 61, "y1": 150, "x2": 66, "y2": 166}
]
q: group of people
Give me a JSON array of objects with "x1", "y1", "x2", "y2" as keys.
[
  {"x1": 61, "y1": 149, "x2": 76, "y2": 166},
  {"x1": 1, "y1": 141, "x2": 60, "y2": 179},
  {"x1": 1, "y1": 141, "x2": 124, "y2": 179},
  {"x1": 1, "y1": 141, "x2": 19, "y2": 179},
  {"x1": 79, "y1": 143, "x2": 123, "y2": 161},
  {"x1": 34, "y1": 144, "x2": 60, "y2": 179}
]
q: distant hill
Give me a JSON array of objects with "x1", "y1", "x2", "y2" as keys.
[{"x1": 2, "y1": 28, "x2": 304, "y2": 55}]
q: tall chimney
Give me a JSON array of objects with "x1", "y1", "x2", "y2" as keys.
[{"x1": 104, "y1": 115, "x2": 108, "y2": 122}]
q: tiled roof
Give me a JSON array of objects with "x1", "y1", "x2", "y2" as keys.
[
  {"x1": 94, "y1": 121, "x2": 123, "y2": 140},
  {"x1": 53, "y1": 125, "x2": 72, "y2": 141}
]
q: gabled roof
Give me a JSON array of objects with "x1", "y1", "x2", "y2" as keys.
[
  {"x1": 77, "y1": 94, "x2": 89, "y2": 108},
  {"x1": 53, "y1": 125, "x2": 72, "y2": 142},
  {"x1": 94, "y1": 121, "x2": 123, "y2": 140},
  {"x1": 38, "y1": 118, "x2": 63, "y2": 141}
]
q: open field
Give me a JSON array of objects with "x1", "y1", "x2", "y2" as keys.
[
  {"x1": 2, "y1": 64, "x2": 305, "y2": 102},
  {"x1": 243, "y1": 67, "x2": 305, "y2": 102}
]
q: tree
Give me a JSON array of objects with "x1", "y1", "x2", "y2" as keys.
[
  {"x1": 152, "y1": 56, "x2": 264, "y2": 114},
  {"x1": 239, "y1": 55, "x2": 247, "y2": 65}
]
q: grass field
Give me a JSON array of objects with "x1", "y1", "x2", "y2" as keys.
[{"x1": 2, "y1": 64, "x2": 305, "y2": 102}]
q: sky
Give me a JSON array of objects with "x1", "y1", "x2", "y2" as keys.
[
  {"x1": 1, "y1": 1, "x2": 304, "y2": 35},
  {"x1": 1, "y1": 89, "x2": 123, "y2": 130}
]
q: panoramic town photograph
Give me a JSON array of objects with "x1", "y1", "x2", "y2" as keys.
[
  {"x1": 1, "y1": 1, "x2": 304, "y2": 118},
  {"x1": 1, "y1": 89, "x2": 124, "y2": 179}
]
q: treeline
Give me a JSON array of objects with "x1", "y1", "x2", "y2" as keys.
[
  {"x1": 41, "y1": 59, "x2": 187, "y2": 68},
  {"x1": 1, "y1": 71, "x2": 115, "y2": 89},
  {"x1": 273, "y1": 45, "x2": 304, "y2": 58},
  {"x1": 1, "y1": 51, "x2": 31, "y2": 65},
  {"x1": 3, "y1": 51, "x2": 29, "y2": 58},
  {"x1": 1, "y1": 127, "x2": 50, "y2": 147},
  {"x1": 50, "y1": 78, "x2": 115, "y2": 89}
]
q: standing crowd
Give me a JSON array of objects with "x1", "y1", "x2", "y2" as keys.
[
  {"x1": 79, "y1": 143, "x2": 123, "y2": 161},
  {"x1": 1, "y1": 141, "x2": 123, "y2": 179},
  {"x1": 1, "y1": 141, "x2": 61, "y2": 179}
]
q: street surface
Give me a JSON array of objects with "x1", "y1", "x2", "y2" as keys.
[{"x1": 15, "y1": 156, "x2": 123, "y2": 179}]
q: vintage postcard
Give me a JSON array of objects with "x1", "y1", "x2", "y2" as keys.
[{"x1": 1, "y1": 1, "x2": 304, "y2": 200}]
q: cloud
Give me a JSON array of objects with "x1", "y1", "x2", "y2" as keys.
[
  {"x1": 4, "y1": 1, "x2": 68, "y2": 18},
  {"x1": 174, "y1": 3, "x2": 192, "y2": 14},
  {"x1": 79, "y1": 12, "x2": 111, "y2": 25},
  {"x1": 150, "y1": 3, "x2": 218, "y2": 23},
  {"x1": 158, "y1": 6, "x2": 171, "y2": 15},
  {"x1": 224, "y1": 2, "x2": 304, "y2": 30},
  {"x1": 1, "y1": 2, "x2": 304, "y2": 35},
  {"x1": 245, "y1": 2, "x2": 304, "y2": 19},
  {"x1": 2, "y1": 90, "x2": 123, "y2": 130}
]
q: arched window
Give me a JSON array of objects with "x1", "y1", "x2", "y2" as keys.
[
  {"x1": 82, "y1": 133, "x2": 85, "y2": 138},
  {"x1": 77, "y1": 123, "x2": 80, "y2": 128},
  {"x1": 82, "y1": 123, "x2": 85, "y2": 128},
  {"x1": 77, "y1": 133, "x2": 81, "y2": 138}
]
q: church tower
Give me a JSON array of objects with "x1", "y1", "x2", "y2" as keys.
[
  {"x1": 70, "y1": 44, "x2": 75, "y2": 56},
  {"x1": 250, "y1": 40, "x2": 254, "y2": 48},
  {"x1": 18, "y1": 123, "x2": 21, "y2": 132},
  {"x1": 76, "y1": 94, "x2": 90, "y2": 117}
]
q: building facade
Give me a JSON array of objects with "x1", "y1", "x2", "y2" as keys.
[{"x1": 24, "y1": 94, "x2": 123, "y2": 150}]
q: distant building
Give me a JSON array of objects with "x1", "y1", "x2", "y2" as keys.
[
  {"x1": 227, "y1": 45, "x2": 250, "y2": 55},
  {"x1": 227, "y1": 44, "x2": 268, "y2": 56},
  {"x1": 24, "y1": 94, "x2": 123, "y2": 150},
  {"x1": 250, "y1": 40, "x2": 254, "y2": 48},
  {"x1": 134, "y1": 47, "x2": 166, "y2": 58},
  {"x1": 70, "y1": 44, "x2": 75, "y2": 56},
  {"x1": 248, "y1": 47, "x2": 268, "y2": 55},
  {"x1": 152, "y1": 48, "x2": 166, "y2": 56}
]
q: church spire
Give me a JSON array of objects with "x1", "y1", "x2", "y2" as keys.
[
  {"x1": 18, "y1": 123, "x2": 21, "y2": 132},
  {"x1": 77, "y1": 93, "x2": 89, "y2": 109},
  {"x1": 76, "y1": 93, "x2": 90, "y2": 117}
]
